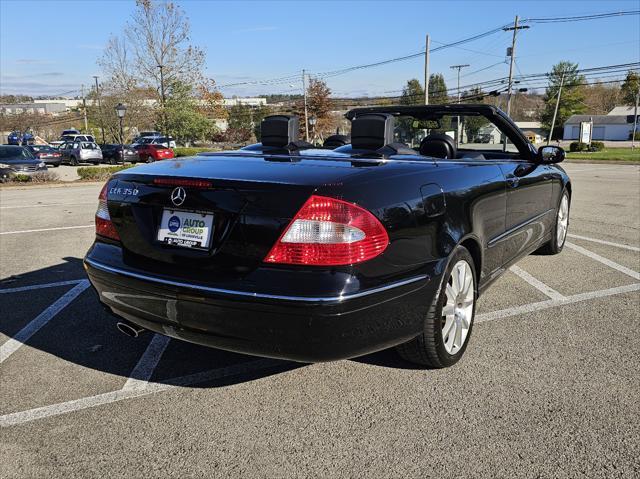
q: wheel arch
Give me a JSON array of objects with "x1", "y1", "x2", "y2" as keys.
[{"x1": 457, "y1": 234, "x2": 482, "y2": 283}]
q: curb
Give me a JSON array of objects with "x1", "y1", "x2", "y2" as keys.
[
  {"x1": 0, "y1": 181, "x2": 104, "y2": 190},
  {"x1": 564, "y1": 159, "x2": 640, "y2": 165}
]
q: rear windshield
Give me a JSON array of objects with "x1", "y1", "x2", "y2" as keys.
[{"x1": 81, "y1": 142, "x2": 99, "y2": 149}]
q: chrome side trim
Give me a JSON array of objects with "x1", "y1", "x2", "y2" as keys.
[
  {"x1": 85, "y1": 258, "x2": 428, "y2": 303},
  {"x1": 488, "y1": 208, "x2": 554, "y2": 247}
]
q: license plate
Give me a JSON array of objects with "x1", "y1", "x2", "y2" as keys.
[{"x1": 157, "y1": 209, "x2": 214, "y2": 249}]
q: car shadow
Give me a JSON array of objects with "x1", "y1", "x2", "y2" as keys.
[{"x1": 1, "y1": 257, "x2": 302, "y2": 389}]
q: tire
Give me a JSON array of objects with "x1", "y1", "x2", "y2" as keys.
[
  {"x1": 536, "y1": 189, "x2": 570, "y2": 255},
  {"x1": 70, "y1": 156, "x2": 78, "y2": 166},
  {"x1": 145, "y1": 155, "x2": 153, "y2": 163},
  {"x1": 396, "y1": 245, "x2": 477, "y2": 368}
]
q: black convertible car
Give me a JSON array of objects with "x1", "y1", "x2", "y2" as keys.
[{"x1": 85, "y1": 105, "x2": 570, "y2": 368}]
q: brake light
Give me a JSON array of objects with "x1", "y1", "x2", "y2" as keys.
[
  {"x1": 153, "y1": 178, "x2": 212, "y2": 188},
  {"x1": 265, "y1": 195, "x2": 389, "y2": 266},
  {"x1": 95, "y1": 182, "x2": 120, "y2": 241}
]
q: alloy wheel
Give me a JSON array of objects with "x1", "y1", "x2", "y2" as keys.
[
  {"x1": 441, "y1": 260, "x2": 474, "y2": 355},
  {"x1": 557, "y1": 194, "x2": 569, "y2": 246}
]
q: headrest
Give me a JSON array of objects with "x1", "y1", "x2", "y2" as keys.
[
  {"x1": 351, "y1": 113, "x2": 395, "y2": 150},
  {"x1": 419, "y1": 133, "x2": 457, "y2": 159},
  {"x1": 323, "y1": 134, "x2": 350, "y2": 149},
  {"x1": 261, "y1": 115, "x2": 299, "y2": 147}
]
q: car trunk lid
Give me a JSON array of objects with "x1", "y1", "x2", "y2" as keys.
[{"x1": 105, "y1": 153, "x2": 370, "y2": 279}]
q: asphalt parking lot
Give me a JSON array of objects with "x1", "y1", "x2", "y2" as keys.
[{"x1": 1, "y1": 162, "x2": 639, "y2": 478}]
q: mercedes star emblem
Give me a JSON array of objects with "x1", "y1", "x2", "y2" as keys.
[{"x1": 170, "y1": 187, "x2": 186, "y2": 206}]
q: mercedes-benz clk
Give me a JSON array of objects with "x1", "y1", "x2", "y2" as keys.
[{"x1": 85, "y1": 107, "x2": 570, "y2": 368}]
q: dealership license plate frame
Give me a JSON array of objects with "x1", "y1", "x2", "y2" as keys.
[{"x1": 157, "y1": 208, "x2": 215, "y2": 250}]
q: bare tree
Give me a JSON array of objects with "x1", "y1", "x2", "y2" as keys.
[
  {"x1": 98, "y1": 35, "x2": 136, "y2": 92},
  {"x1": 126, "y1": 0, "x2": 205, "y2": 94}
]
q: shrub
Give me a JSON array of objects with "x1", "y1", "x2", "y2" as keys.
[
  {"x1": 569, "y1": 141, "x2": 587, "y2": 152},
  {"x1": 77, "y1": 165, "x2": 132, "y2": 181},
  {"x1": 174, "y1": 147, "x2": 217, "y2": 157},
  {"x1": 12, "y1": 174, "x2": 31, "y2": 182},
  {"x1": 589, "y1": 141, "x2": 605, "y2": 151},
  {"x1": 629, "y1": 131, "x2": 640, "y2": 141},
  {"x1": 30, "y1": 171, "x2": 59, "y2": 182}
]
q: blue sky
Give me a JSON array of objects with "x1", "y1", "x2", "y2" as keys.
[{"x1": 1, "y1": 0, "x2": 639, "y2": 98}]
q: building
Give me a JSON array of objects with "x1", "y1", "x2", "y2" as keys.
[
  {"x1": 221, "y1": 97, "x2": 267, "y2": 107},
  {"x1": 0, "y1": 102, "x2": 67, "y2": 116},
  {"x1": 563, "y1": 113, "x2": 637, "y2": 141}
]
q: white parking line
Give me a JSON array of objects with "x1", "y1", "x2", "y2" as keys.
[
  {"x1": 122, "y1": 335, "x2": 171, "y2": 391},
  {"x1": 567, "y1": 233, "x2": 640, "y2": 252},
  {"x1": 509, "y1": 265, "x2": 565, "y2": 300},
  {"x1": 0, "y1": 225, "x2": 93, "y2": 235},
  {"x1": 476, "y1": 282, "x2": 640, "y2": 323},
  {"x1": 0, "y1": 279, "x2": 84, "y2": 294},
  {"x1": 0, "y1": 280, "x2": 90, "y2": 364},
  {"x1": 565, "y1": 242, "x2": 640, "y2": 280},
  {"x1": 0, "y1": 358, "x2": 282, "y2": 427}
]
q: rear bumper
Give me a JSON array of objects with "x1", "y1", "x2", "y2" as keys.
[
  {"x1": 42, "y1": 158, "x2": 62, "y2": 166},
  {"x1": 85, "y1": 249, "x2": 440, "y2": 362}
]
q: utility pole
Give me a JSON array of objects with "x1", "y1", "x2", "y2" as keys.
[
  {"x1": 302, "y1": 69, "x2": 309, "y2": 142},
  {"x1": 450, "y1": 64, "x2": 470, "y2": 103},
  {"x1": 547, "y1": 72, "x2": 565, "y2": 145},
  {"x1": 93, "y1": 75, "x2": 105, "y2": 144},
  {"x1": 632, "y1": 88, "x2": 639, "y2": 149},
  {"x1": 81, "y1": 84, "x2": 88, "y2": 133},
  {"x1": 424, "y1": 34, "x2": 430, "y2": 105},
  {"x1": 450, "y1": 64, "x2": 469, "y2": 144},
  {"x1": 503, "y1": 16, "x2": 529, "y2": 117}
]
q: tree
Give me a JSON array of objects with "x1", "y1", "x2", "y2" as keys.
[
  {"x1": 541, "y1": 61, "x2": 586, "y2": 139},
  {"x1": 306, "y1": 79, "x2": 333, "y2": 141},
  {"x1": 621, "y1": 70, "x2": 640, "y2": 106},
  {"x1": 461, "y1": 87, "x2": 489, "y2": 140},
  {"x1": 400, "y1": 79, "x2": 424, "y2": 105},
  {"x1": 125, "y1": 0, "x2": 205, "y2": 93},
  {"x1": 163, "y1": 81, "x2": 215, "y2": 145},
  {"x1": 582, "y1": 82, "x2": 621, "y2": 114},
  {"x1": 226, "y1": 103, "x2": 253, "y2": 143},
  {"x1": 252, "y1": 104, "x2": 271, "y2": 141},
  {"x1": 428, "y1": 73, "x2": 448, "y2": 104}
]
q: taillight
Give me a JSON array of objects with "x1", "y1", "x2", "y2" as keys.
[
  {"x1": 95, "y1": 182, "x2": 120, "y2": 241},
  {"x1": 265, "y1": 195, "x2": 389, "y2": 266}
]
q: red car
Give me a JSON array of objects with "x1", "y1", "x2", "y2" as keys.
[{"x1": 133, "y1": 144, "x2": 175, "y2": 162}]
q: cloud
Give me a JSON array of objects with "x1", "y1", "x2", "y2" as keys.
[
  {"x1": 232, "y1": 26, "x2": 277, "y2": 34},
  {"x1": 14, "y1": 59, "x2": 53, "y2": 65},
  {"x1": 0, "y1": 81, "x2": 81, "y2": 96},
  {"x1": 2, "y1": 72, "x2": 65, "y2": 80}
]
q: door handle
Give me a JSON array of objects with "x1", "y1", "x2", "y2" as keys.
[{"x1": 506, "y1": 174, "x2": 519, "y2": 188}]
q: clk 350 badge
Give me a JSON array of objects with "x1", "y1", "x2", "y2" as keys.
[{"x1": 109, "y1": 186, "x2": 139, "y2": 196}]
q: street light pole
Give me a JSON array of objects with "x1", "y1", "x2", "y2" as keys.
[
  {"x1": 93, "y1": 75, "x2": 105, "y2": 144},
  {"x1": 302, "y1": 69, "x2": 309, "y2": 142},
  {"x1": 309, "y1": 115, "x2": 317, "y2": 145},
  {"x1": 115, "y1": 103, "x2": 127, "y2": 162}
]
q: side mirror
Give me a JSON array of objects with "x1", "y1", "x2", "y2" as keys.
[{"x1": 537, "y1": 145, "x2": 565, "y2": 164}]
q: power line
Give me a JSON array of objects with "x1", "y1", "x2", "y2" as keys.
[
  {"x1": 522, "y1": 10, "x2": 640, "y2": 24},
  {"x1": 217, "y1": 10, "x2": 639, "y2": 92}
]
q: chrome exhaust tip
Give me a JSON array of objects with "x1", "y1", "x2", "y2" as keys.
[{"x1": 116, "y1": 321, "x2": 145, "y2": 338}]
